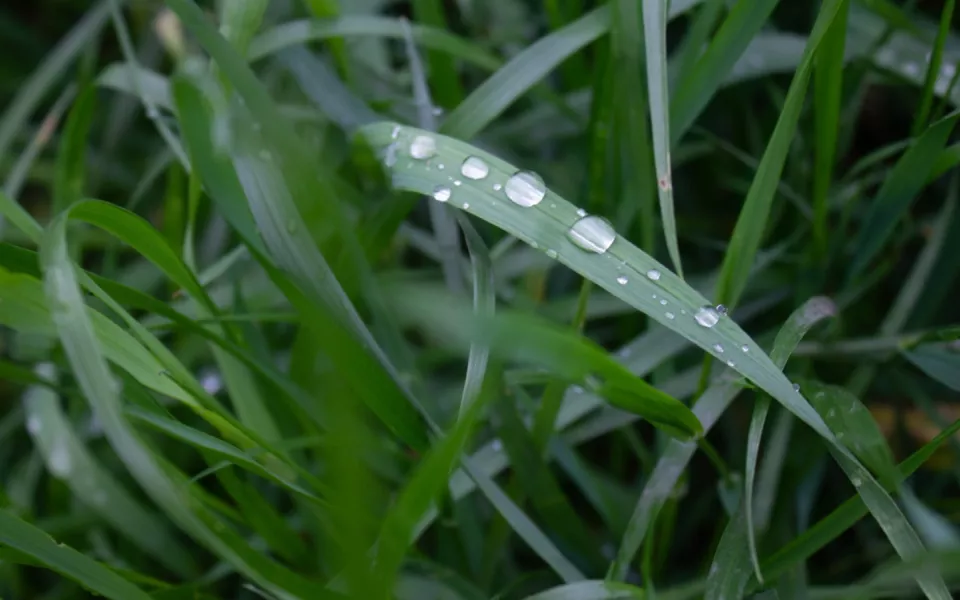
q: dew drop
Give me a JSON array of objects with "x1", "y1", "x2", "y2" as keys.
[
  {"x1": 462, "y1": 202, "x2": 470, "y2": 209},
  {"x1": 409, "y1": 135, "x2": 436, "y2": 159},
  {"x1": 716, "y1": 304, "x2": 728, "y2": 316},
  {"x1": 546, "y1": 249, "x2": 558, "y2": 259},
  {"x1": 851, "y1": 476, "x2": 862, "y2": 488},
  {"x1": 659, "y1": 299, "x2": 667, "y2": 306},
  {"x1": 616, "y1": 275, "x2": 628, "y2": 285},
  {"x1": 792, "y1": 382, "x2": 801, "y2": 392},
  {"x1": 567, "y1": 215, "x2": 616, "y2": 254},
  {"x1": 713, "y1": 343, "x2": 724, "y2": 353},
  {"x1": 741, "y1": 345, "x2": 749, "y2": 353},
  {"x1": 433, "y1": 185, "x2": 451, "y2": 202},
  {"x1": 727, "y1": 360, "x2": 735, "y2": 368},
  {"x1": 493, "y1": 183, "x2": 503, "y2": 191},
  {"x1": 576, "y1": 208, "x2": 587, "y2": 217},
  {"x1": 665, "y1": 312, "x2": 675, "y2": 320},
  {"x1": 461, "y1": 156, "x2": 490, "y2": 180},
  {"x1": 694, "y1": 305, "x2": 720, "y2": 328},
  {"x1": 432, "y1": 106, "x2": 444, "y2": 116},
  {"x1": 437, "y1": 163, "x2": 445, "y2": 170},
  {"x1": 504, "y1": 171, "x2": 546, "y2": 207},
  {"x1": 646, "y1": 269, "x2": 661, "y2": 281}
]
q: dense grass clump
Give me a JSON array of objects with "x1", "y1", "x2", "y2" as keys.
[{"x1": 0, "y1": 0, "x2": 959, "y2": 598}]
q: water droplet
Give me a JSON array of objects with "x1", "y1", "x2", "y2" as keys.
[
  {"x1": 432, "y1": 106, "x2": 443, "y2": 116},
  {"x1": 391, "y1": 125, "x2": 401, "y2": 139},
  {"x1": 741, "y1": 345, "x2": 749, "y2": 353},
  {"x1": 409, "y1": 135, "x2": 436, "y2": 159},
  {"x1": 665, "y1": 312, "x2": 675, "y2": 320},
  {"x1": 504, "y1": 171, "x2": 546, "y2": 207},
  {"x1": 567, "y1": 215, "x2": 616, "y2": 254},
  {"x1": 617, "y1": 275, "x2": 628, "y2": 285},
  {"x1": 652, "y1": 294, "x2": 658, "y2": 299},
  {"x1": 437, "y1": 163, "x2": 445, "y2": 170},
  {"x1": 453, "y1": 180, "x2": 462, "y2": 186},
  {"x1": 546, "y1": 249, "x2": 558, "y2": 259},
  {"x1": 851, "y1": 476, "x2": 862, "y2": 488},
  {"x1": 146, "y1": 105, "x2": 160, "y2": 119},
  {"x1": 49, "y1": 439, "x2": 72, "y2": 478},
  {"x1": 792, "y1": 383, "x2": 800, "y2": 392},
  {"x1": 659, "y1": 299, "x2": 667, "y2": 306},
  {"x1": 433, "y1": 185, "x2": 451, "y2": 202},
  {"x1": 694, "y1": 306, "x2": 720, "y2": 328},
  {"x1": 461, "y1": 156, "x2": 490, "y2": 180},
  {"x1": 26, "y1": 415, "x2": 41, "y2": 435},
  {"x1": 576, "y1": 208, "x2": 587, "y2": 217},
  {"x1": 462, "y1": 202, "x2": 470, "y2": 209},
  {"x1": 726, "y1": 360, "x2": 735, "y2": 367},
  {"x1": 200, "y1": 371, "x2": 222, "y2": 395},
  {"x1": 713, "y1": 343, "x2": 724, "y2": 353},
  {"x1": 716, "y1": 304, "x2": 728, "y2": 316},
  {"x1": 646, "y1": 269, "x2": 661, "y2": 281},
  {"x1": 493, "y1": 183, "x2": 502, "y2": 191}
]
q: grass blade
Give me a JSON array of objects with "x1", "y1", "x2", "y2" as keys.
[
  {"x1": 641, "y1": 0, "x2": 683, "y2": 276},
  {"x1": 0, "y1": 509, "x2": 151, "y2": 600}
]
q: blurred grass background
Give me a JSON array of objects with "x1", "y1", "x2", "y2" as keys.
[{"x1": 0, "y1": 0, "x2": 959, "y2": 598}]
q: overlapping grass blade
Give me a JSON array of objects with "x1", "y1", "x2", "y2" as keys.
[
  {"x1": 0, "y1": 508, "x2": 151, "y2": 600},
  {"x1": 523, "y1": 580, "x2": 646, "y2": 600},
  {"x1": 715, "y1": 0, "x2": 848, "y2": 309},
  {"x1": 847, "y1": 110, "x2": 960, "y2": 282},
  {"x1": 903, "y1": 343, "x2": 960, "y2": 391},
  {"x1": 23, "y1": 366, "x2": 195, "y2": 577}
]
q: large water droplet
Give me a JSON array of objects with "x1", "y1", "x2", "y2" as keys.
[
  {"x1": 616, "y1": 275, "x2": 628, "y2": 285},
  {"x1": 433, "y1": 185, "x2": 451, "y2": 202},
  {"x1": 410, "y1": 135, "x2": 436, "y2": 159},
  {"x1": 694, "y1": 305, "x2": 720, "y2": 328},
  {"x1": 567, "y1": 215, "x2": 616, "y2": 254},
  {"x1": 461, "y1": 156, "x2": 490, "y2": 180},
  {"x1": 646, "y1": 269, "x2": 661, "y2": 281},
  {"x1": 504, "y1": 171, "x2": 546, "y2": 207}
]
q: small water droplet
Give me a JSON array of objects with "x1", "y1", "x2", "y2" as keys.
[
  {"x1": 616, "y1": 275, "x2": 628, "y2": 285},
  {"x1": 851, "y1": 476, "x2": 862, "y2": 488},
  {"x1": 660, "y1": 299, "x2": 668, "y2": 306},
  {"x1": 665, "y1": 312, "x2": 675, "y2": 320},
  {"x1": 462, "y1": 202, "x2": 470, "y2": 209},
  {"x1": 409, "y1": 135, "x2": 436, "y2": 159},
  {"x1": 437, "y1": 163, "x2": 445, "y2": 170},
  {"x1": 741, "y1": 345, "x2": 749, "y2": 353},
  {"x1": 792, "y1": 383, "x2": 800, "y2": 392},
  {"x1": 546, "y1": 249, "x2": 558, "y2": 259},
  {"x1": 576, "y1": 208, "x2": 587, "y2": 217},
  {"x1": 716, "y1": 304, "x2": 728, "y2": 316},
  {"x1": 493, "y1": 183, "x2": 502, "y2": 191},
  {"x1": 713, "y1": 343, "x2": 724, "y2": 353},
  {"x1": 646, "y1": 269, "x2": 661, "y2": 281},
  {"x1": 567, "y1": 215, "x2": 616, "y2": 254},
  {"x1": 433, "y1": 185, "x2": 451, "y2": 202},
  {"x1": 504, "y1": 171, "x2": 546, "y2": 207},
  {"x1": 652, "y1": 294, "x2": 658, "y2": 299},
  {"x1": 681, "y1": 309, "x2": 687, "y2": 315},
  {"x1": 727, "y1": 360, "x2": 735, "y2": 367},
  {"x1": 461, "y1": 156, "x2": 490, "y2": 180},
  {"x1": 432, "y1": 106, "x2": 444, "y2": 116},
  {"x1": 391, "y1": 125, "x2": 401, "y2": 139},
  {"x1": 694, "y1": 306, "x2": 720, "y2": 328},
  {"x1": 453, "y1": 180, "x2": 462, "y2": 187}
]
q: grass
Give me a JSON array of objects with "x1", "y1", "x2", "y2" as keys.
[{"x1": 0, "y1": 0, "x2": 959, "y2": 598}]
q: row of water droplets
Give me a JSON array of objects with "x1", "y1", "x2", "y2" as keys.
[{"x1": 395, "y1": 127, "x2": 755, "y2": 360}]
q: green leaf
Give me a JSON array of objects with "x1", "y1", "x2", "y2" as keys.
[
  {"x1": 52, "y1": 84, "x2": 96, "y2": 212},
  {"x1": 523, "y1": 580, "x2": 646, "y2": 600}
]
